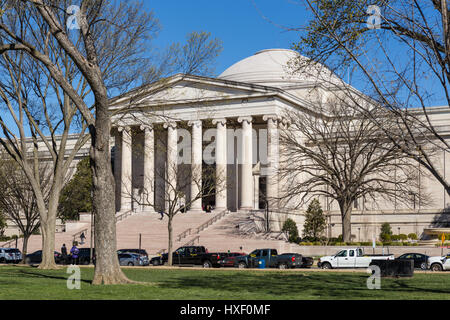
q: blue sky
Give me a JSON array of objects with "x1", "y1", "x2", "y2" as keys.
[{"x1": 145, "y1": 0, "x2": 309, "y2": 76}]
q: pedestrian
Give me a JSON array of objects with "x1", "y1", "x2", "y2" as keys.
[
  {"x1": 80, "y1": 232, "x2": 86, "y2": 245},
  {"x1": 70, "y1": 243, "x2": 79, "y2": 265},
  {"x1": 159, "y1": 210, "x2": 164, "y2": 220},
  {"x1": 206, "y1": 204, "x2": 212, "y2": 213},
  {"x1": 61, "y1": 244, "x2": 68, "y2": 265}
]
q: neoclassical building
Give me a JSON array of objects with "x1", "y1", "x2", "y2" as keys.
[{"x1": 106, "y1": 48, "x2": 450, "y2": 241}]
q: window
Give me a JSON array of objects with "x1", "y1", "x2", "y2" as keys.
[
  {"x1": 349, "y1": 250, "x2": 355, "y2": 257},
  {"x1": 357, "y1": 249, "x2": 364, "y2": 257},
  {"x1": 336, "y1": 250, "x2": 347, "y2": 257},
  {"x1": 271, "y1": 250, "x2": 278, "y2": 256},
  {"x1": 262, "y1": 250, "x2": 269, "y2": 257}
]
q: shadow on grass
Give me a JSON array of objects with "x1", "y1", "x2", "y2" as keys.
[
  {"x1": 17, "y1": 269, "x2": 92, "y2": 284},
  {"x1": 159, "y1": 272, "x2": 450, "y2": 299}
]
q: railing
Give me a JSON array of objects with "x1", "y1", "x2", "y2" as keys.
[
  {"x1": 1, "y1": 238, "x2": 17, "y2": 248},
  {"x1": 116, "y1": 210, "x2": 133, "y2": 223},
  {"x1": 195, "y1": 210, "x2": 229, "y2": 234},
  {"x1": 72, "y1": 228, "x2": 88, "y2": 243},
  {"x1": 183, "y1": 235, "x2": 200, "y2": 247},
  {"x1": 176, "y1": 228, "x2": 192, "y2": 242}
]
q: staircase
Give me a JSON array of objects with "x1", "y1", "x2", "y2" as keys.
[{"x1": 185, "y1": 210, "x2": 293, "y2": 254}]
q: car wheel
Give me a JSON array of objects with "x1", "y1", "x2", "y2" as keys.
[
  {"x1": 25, "y1": 258, "x2": 31, "y2": 265},
  {"x1": 152, "y1": 260, "x2": 160, "y2": 266},
  {"x1": 238, "y1": 262, "x2": 247, "y2": 269},
  {"x1": 278, "y1": 263, "x2": 288, "y2": 270},
  {"x1": 420, "y1": 262, "x2": 427, "y2": 270},
  {"x1": 0, "y1": 258, "x2": 5, "y2": 264},
  {"x1": 321, "y1": 262, "x2": 332, "y2": 270},
  {"x1": 128, "y1": 262, "x2": 134, "y2": 266},
  {"x1": 431, "y1": 263, "x2": 443, "y2": 272},
  {"x1": 202, "y1": 260, "x2": 212, "y2": 268}
]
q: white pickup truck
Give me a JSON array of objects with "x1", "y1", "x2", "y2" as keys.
[
  {"x1": 428, "y1": 253, "x2": 450, "y2": 271},
  {"x1": 318, "y1": 248, "x2": 394, "y2": 269}
]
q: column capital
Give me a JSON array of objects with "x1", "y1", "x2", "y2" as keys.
[
  {"x1": 163, "y1": 121, "x2": 177, "y2": 129},
  {"x1": 188, "y1": 120, "x2": 202, "y2": 128},
  {"x1": 279, "y1": 117, "x2": 291, "y2": 127},
  {"x1": 212, "y1": 118, "x2": 227, "y2": 126},
  {"x1": 263, "y1": 115, "x2": 280, "y2": 123},
  {"x1": 140, "y1": 124, "x2": 154, "y2": 132},
  {"x1": 237, "y1": 116, "x2": 253, "y2": 124},
  {"x1": 118, "y1": 126, "x2": 131, "y2": 133}
]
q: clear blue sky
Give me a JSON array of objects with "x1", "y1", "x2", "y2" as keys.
[{"x1": 145, "y1": 0, "x2": 309, "y2": 76}]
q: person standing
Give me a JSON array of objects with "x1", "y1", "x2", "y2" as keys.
[
  {"x1": 70, "y1": 243, "x2": 79, "y2": 265},
  {"x1": 80, "y1": 232, "x2": 86, "y2": 245},
  {"x1": 61, "y1": 244, "x2": 68, "y2": 265}
]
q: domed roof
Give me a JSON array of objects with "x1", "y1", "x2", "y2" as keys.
[{"x1": 218, "y1": 49, "x2": 340, "y2": 87}]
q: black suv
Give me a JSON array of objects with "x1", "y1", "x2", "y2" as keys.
[{"x1": 76, "y1": 248, "x2": 95, "y2": 265}]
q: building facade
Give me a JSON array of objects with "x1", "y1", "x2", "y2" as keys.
[{"x1": 108, "y1": 49, "x2": 450, "y2": 241}]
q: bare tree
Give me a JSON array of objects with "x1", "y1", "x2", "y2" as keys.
[
  {"x1": 294, "y1": 0, "x2": 450, "y2": 197},
  {"x1": 0, "y1": 1, "x2": 221, "y2": 282},
  {"x1": 279, "y1": 99, "x2": 429, "y2": 242},
  {"x1": 0, "y1": 159, "x2": 51, "y2": 262}
]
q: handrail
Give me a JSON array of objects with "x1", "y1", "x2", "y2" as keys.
[
  {"x1": 183, "y1": 235, "x2": 200, "y2": 246},
  {"x1": 116, "y1": 210, "x2": 133, "y2": 223},
  {"x1": 176, "y1": 228, "x2": 192, "y2": 242},
  {"x1": 72, "y1": 228, "x2": 88, "y2": 243},
  {"x1": 1, "y1": 238, "x2": 17, "y2": 248},
  {"x1": 195, "y1": 210, "x2": 229, "y2": 234}
]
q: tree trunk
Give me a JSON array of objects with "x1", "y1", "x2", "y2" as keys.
[
  {"x1": 339, "y1": 201, "x2": 353, "y2": 243},
  {"x1": 91, "y1": 96, "x2": 131, "y2": 285},
  {"x1": 168, "y1": 215, "x2": 173, "y2": 266},
  {"x1": 21, "y1": 235, "x2": 29, "y2": 265},
  {"x1": 39, "y1": 214, "x2": 58, "y2": 269}
]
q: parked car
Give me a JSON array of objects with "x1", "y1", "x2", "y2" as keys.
[
  {"x1": 318, "y1": 248, "x2": 394, "y2": 269},
  {"x1": 118, "y1": 253, "x2": 142, "y2": 266},
  {"x1": 77, "y1": 248, "x2": 95, "y2": 265},
  {"x1": 150, "y1": 246, "x2": 225, "y2": 268},
  {"x1": 218, "y1": 252, "x2": 247, "y2": 267},
  {"x1": 428, "y1": 253, "x2": 450, "y2": 271},
  {"x1": 234, "y1": 249, "x2": 305, "y2": 269},
  {"x1": 25, "y1": 250, "x2": 62, "y2": 264},
  {"x1": 0, "y1": 248, "x2": 22, "y2": 263},
  {"x1": 117, "y1": 249, "x2": 149, "y2": 266},
  {"x1": 282, "y1": 252, "x2": 314, "y2": 268},
  {"x1": 396, "y1": 253, "x2": 429, "y2": 270}
]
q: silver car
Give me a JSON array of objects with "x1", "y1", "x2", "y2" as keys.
[
  {"x1": 118, "y1": 253, "x2": 142, "y2": 266},
  {"x1": 0, "y1": 248, "x2": 22, "y2": 263}
]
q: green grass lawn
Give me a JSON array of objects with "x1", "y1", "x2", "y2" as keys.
[{"x1": 0, "y1": 265, "x2": 449, "y2": 300}]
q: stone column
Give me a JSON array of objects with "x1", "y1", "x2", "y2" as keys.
[
  {"x1": 141, "y1": 124, "x2": 155, "y2": 213},
  {"x1": 164, "y1": 122, "x2": 178, "y2": 212},
  {"x1": 118, "y1": 126, "x2": 132, "y2": 211},
  {"x1": 263, "y1": 115, "x2": 279, "y2": 210},
  {"x1": 212, "y1": 118, "x2": 227, "y2": 210},
  {"x1": 253, "y1": 174, "x2": 260, "y2": 210},
  {"x1": 188, "y1": 120, "x2": 203, "y2": 212},
  {"x1": 238, "y1": 116, "x2": 253, "y2": 210}
]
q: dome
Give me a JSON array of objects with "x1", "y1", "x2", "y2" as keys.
[{"x1": 218, "y1": 48, "x2": 340, "y2": 87}]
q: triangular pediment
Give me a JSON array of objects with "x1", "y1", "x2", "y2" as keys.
[{"x1": 109, "y1": 74, "x2": 279, "y2": 110}]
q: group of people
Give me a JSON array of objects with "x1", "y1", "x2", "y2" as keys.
[{"x1": 60, "y1": 243, "x2": 80, "y2": 265}]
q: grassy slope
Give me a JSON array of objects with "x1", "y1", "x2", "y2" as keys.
[{"x1": 0, "y1": 266, "x2": 449, "y2": 300}]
